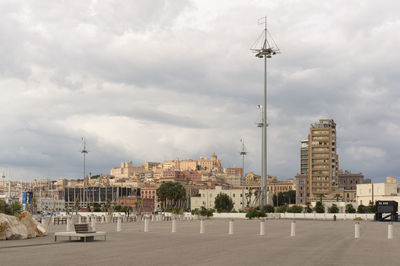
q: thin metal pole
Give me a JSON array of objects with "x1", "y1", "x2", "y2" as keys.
[
  {"x1": 261, "y1": 45, "x2": 268, "y2": 208},
  {"x1": 240, "y1": 140, "x2": 246, "y2": 211}
]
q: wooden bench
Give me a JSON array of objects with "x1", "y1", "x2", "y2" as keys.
[{"x1": 54, "y1": 223, "x2": 106, "y2": 242}]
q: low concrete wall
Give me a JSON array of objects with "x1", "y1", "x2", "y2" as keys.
[
  {"x1": 212, "y1": 213, "x2": 246, "y2": 219},
  {"x1": 58, "y1": 211, "x2": 375, "y2": 221},
  {"x1": 276, "y1": 213, "x2": 375, "y2": 220}
]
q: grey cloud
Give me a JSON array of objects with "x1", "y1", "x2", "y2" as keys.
[{"x1": 0, "y1": 0, "x2": 400, "y2": 181}]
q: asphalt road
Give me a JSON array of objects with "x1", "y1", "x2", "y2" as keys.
[{"x1": 1, "y1": 219, "x2": 399, "y2": 266}]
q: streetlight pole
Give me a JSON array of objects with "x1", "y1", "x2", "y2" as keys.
[
  {"x1": 81, "y1": 138, "x2": 88, "y2": 208},
  {"x1": 240, "y1": 139, "x2": 247, "y2": 211},
  {"x1": 251, "y1": 17, "x2": 280, "y2": 209}
]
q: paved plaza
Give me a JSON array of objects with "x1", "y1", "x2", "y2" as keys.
[{"x1": 1, "y1": 219, "x2": 399, "y2": 265}]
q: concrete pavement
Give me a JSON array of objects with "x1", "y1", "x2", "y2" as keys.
[{"x1": 1, "y1": 219, "x2": 399, "y2": 265}]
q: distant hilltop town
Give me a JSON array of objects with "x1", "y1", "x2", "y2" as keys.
[
  {"x1": 0, "y1": 153, "x2": 295, "y2": 213},
  {"x1": 2, "y1": 118, "x2": 399, "y2": 215}
]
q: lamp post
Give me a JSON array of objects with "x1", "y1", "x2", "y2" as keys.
[
  {"x1": 81, "y1": 138, "x2": 88, "y2": 208},
  {"x1": 251, "y1": 17, "x2": 280, "y2": 208},
  {"x1": 240, "y1": 139, "x2": 247, "y2": 211}
]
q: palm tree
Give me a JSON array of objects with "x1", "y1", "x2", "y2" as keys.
[
  {"x1": 316, "y1": 193, "x2": 326, "y2": 203},
  {"x1": 334, "y1": 194, "x2": 342, "y2": 202}
]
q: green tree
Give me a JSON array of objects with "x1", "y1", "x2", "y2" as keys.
[
  {"x1": 345, "y1": 204, "x2": 356, "y2": 213},
  {"x1": 357, "y1": 204, "x2": 366, "y2": 213},
  {"x1": 288, "y1": 205, "x2": 303, "y2": 213},
  {"x1": 273, "y1": 190, "x2": 296, "y2": 206},
  {"x1": 329, "y1": 204, "x2": 339, "y2": 213},
  {"x1": 316, "y1": 194, "x2": 326, "y2": 203},
  {"x1": 0, "y1": 200, "x2": 23, "y2": 216},
  {"x1": 214, "y1": 193, "x2": 234, "y2": 213},
  {"x1": 315, "y1": 201, "x2": 325, "y2": 213},
  {"x1": 334, "y1": 194, "x2": 342, "y2": 202},
  {"x1": 263, "y1": 204, "x2": 275, "y2": 213},
  {"x1": 73, "y1": 198, "x2": 80, "y2": 215},
  {"x1": 0, "y1": 200, "x2": 6, "y2": 214},
  {"x1": 114, "y1": 205, "x2": 122, "y2": 212},
  {"x1": 156, "y1": 182, "x2": 186, "y2": 211}
]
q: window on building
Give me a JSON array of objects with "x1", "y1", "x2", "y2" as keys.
[{"x1": 233, "y1": 194, "x2": 235, "y2": 197}]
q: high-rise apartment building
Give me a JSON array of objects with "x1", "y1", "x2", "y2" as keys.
[
  {"x1": 300, "y1": 140, "x2": 309, "y2": 175},
  {"x1": 308, "y1": 119, "x2": 339, "y2": 197}
]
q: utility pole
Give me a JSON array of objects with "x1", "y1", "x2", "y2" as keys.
[
  {"x1": 251, "y1": 17, "x2": 280, "y2": 208},
  {"x1": 240, "y1": 139, "x2": 247, "y2": 211}
]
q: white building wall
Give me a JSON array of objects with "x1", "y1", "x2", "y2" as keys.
[
  {"x1": 190, "y1": 186, "x2": 260, "y2": 210},
  {"x1": 356, "y1": 183, "x2": 398, "y2": 206}
]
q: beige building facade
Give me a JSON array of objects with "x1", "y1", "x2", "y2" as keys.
[
  {"x1": 356, "y1": 180, "x2": 399, "y2": 206},
  {"x1": 308, "y1": 119, "x2": 339, "y2": 197}
]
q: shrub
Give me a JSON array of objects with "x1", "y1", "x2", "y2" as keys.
[
  {"x1": 345, "y1": 204, "x2": 356, "y2": 213},
  {"x1": 172, "y1": 208, "x2": 184, "y2": 215},
  {"x1": 276, "y1": 205, "x2": 288, "y2": 213},
  {"x1": 288, "y1": 205, "x2": 303, "y2": 213},
  {"x1": 199, "y1": 207, "x2": 213, "y2": 217},
  {"x1": 367, "y1": 203, "x2": 376, "y2": 213},
  {"x1": 357, "y1": 205, "x2": 366, "y2": 213},
  {"x1": 263, "y1": 204, "x2": 275, "y2": 213},
  {"x1": 329, "y1": 204, "x2": 339, "y2": 213},
  {"x1": 305, "y1": 202, "x2": 313, "y2": 213},
  {"x1": 314, "y1": 202, "x2": 325, "y2": 213},
  {"x1": 246, "y1": 208, "x2": 266, "y2": 219}
]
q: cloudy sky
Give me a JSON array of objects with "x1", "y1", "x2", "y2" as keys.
[{"x1": 1, "y1": 0, "x2": 399, "y2": 182}]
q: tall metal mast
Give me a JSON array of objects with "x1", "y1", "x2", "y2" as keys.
[
  {"x1": 251, "y1": 17, "x2": 280, "y2": 208},
  {"x1": 81, "y1": 137, "x2": 88, "y2": 207},
  {"x1": 240, "y1": 139, "x2": 247, "y2": 211}
]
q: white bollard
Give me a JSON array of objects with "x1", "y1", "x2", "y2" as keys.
[
  {"x1": 144, "y1": 216, "x2": 149, "y2": 232},
  {"x1": 102, "y1": 216, "x2": 105, "y2": 224},
  {"x1": 172, "y1": 218, "x2": 176, "y2": 233},
  {"x1": 91, "y1": 216, "x2": 96, "y2": 231},
  {"x1": 78, "y1": 215, "x2": 81, "y2": 224},
  {"x1": 152, "y1": 215, "x2": 155, "y2": 222},
  {"x1": 260, "y1": 220, "x2": 265, "y2": 236},
  {"x1": 355, "y1": 222, "x2": 360, "y2": 239},
  {"x1": 388, "y1": 223, "x2": 393, "y2": 240},
  {"x1": 228, "y1": 219, "x2": 234, "y2": 235},
  {"x1": 66, "y1": 217, "x2": 72, "y2": 232},
  {"x1": 117, "y1": 216, "x2": 122, "y2": 232},
  {"x1": 200, "y1": 219, "x2": 205, "y2": 234},
  {"x1": 290, "y1": 221, "x2": 296, "y2": 237}
]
